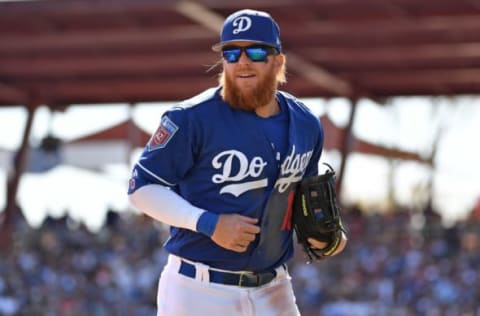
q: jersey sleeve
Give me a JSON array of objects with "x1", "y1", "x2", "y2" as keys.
[{"x1": 128, "y1": 107, "x2": 196, "y2": 193}]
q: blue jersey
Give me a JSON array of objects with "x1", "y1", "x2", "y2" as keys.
[{"x1": 128, "y1": 87, "x2": 323, "y2": 272}]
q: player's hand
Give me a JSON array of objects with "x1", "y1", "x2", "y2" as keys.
[
  {"x1": 307, "y1": 231, "x2": 348, "y2": 257},
  {"x1": 211, "y1": 214, "x2": 260, "y2": 253}
]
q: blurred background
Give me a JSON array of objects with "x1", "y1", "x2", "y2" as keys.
[{"x1": 1, "y1": 0, "x2": 480, "y2": 315}]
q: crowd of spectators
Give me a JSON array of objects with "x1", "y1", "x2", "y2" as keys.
[{"x1": 1, "y1": 204, "x2": 479, "y2": 316}]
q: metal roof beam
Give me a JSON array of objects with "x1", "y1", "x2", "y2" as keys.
[
  {"x1": 0, "y1": 26, "x2": 214, "y2": 55},
  {"x1": 0, "y1": 83, "x2": 28, "y2": 105}
]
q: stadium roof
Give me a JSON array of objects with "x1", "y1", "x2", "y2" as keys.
[{"x1": 1, "y1": 0, "x2": 480, "y2": 109}]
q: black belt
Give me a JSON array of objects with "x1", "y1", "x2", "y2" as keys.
[{"x1": 178, "y1": 260, "x2": 278, "y2": 288}]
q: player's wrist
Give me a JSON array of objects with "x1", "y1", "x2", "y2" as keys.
[{"x1": 196, "y1": 212, "x2": 220, "y2": 237}]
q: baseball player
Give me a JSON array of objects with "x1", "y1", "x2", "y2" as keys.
[{"x1": 128, "y1": 9, "x2": 347, "y2": 316}]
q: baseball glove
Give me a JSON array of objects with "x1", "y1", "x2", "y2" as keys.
[{"x1": 292, "y1": 163, "x2": 346, "y2": 261}]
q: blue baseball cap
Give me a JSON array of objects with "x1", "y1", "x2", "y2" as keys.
[{"x1": 212, "y1": 9, "x2": 282, "y2": 53}]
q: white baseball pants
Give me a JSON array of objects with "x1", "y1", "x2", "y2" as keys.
[{"x1": 156, "y1": 254, "x2": 301, "y2": 316}]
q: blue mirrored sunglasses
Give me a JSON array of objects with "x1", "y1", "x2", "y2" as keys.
[{"x1": 222, "y1": 46, "x2": 279, "y2": 63}]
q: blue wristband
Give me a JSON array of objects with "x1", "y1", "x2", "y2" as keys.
[{"x1": 196, "y1": 212, "x2": 219, "y2": 237}]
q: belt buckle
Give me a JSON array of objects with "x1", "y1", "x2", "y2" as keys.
[
  {"x1": 238, "y1": 273, "x2": 251, "y2": 287},
  {"x1": 238, "y1": 273, "x2": 244, "y2": 287},
  {"x1": 238, "y1": 273, "x2": 258, "y2": 287}
]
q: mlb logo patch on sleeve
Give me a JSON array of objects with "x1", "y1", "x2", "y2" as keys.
[{"x1": 148, "y1": 116, "x2": 179, "y2": 151}]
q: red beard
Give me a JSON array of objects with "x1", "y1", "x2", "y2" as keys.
[{"x1": 221, "y1": 65, "x2": 278, "y2": 112}]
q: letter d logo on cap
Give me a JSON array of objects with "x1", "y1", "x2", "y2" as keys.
[{"x1": 232, "y1": 16, "x2": 252, "y2": 34}]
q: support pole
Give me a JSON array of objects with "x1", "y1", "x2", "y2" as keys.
[
  {"x1": 0, "y1": 105, "x2": 37, "y2": 252},
  {"x1": 336, "y1": 98, "x2": 358, "y2": 201}
]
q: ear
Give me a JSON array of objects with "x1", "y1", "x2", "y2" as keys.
[{"x1": 273, "y1": 54, "x2": 285, "y2": 69}]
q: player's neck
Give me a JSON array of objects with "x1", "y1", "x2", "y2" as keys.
[{"x1": 255, "y1": 97, "x2": 280, "y2": 118}]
